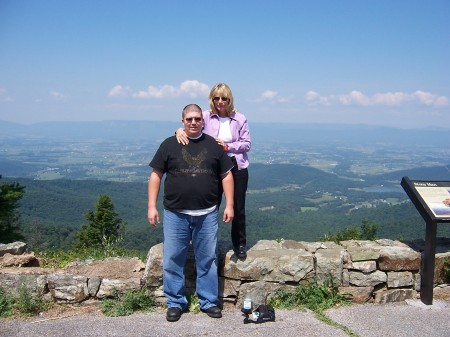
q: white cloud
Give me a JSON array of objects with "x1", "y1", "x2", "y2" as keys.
[
  {"x1": 305, "y1": 90, "x2": 331, "y2": 105},
  {"x1": 179, "y1": 80, "x2": 209, "y2": 98},
  {"x1": 108, "y1": 85, "x2": 131, "y2": 97},
  {"x1": 133, "y1": 84, "x2": 177, "y2": 98},
  {"x1": 253, "y1": 90, "x2": 291, "y2": 103},
  {"x1": 371, "y1": 92, "x2": 412, "y2": 105},
  {"x1": 306, "y1": 90, "x2": 449, "y2": 107},
  {"x1": 413, "y1": 90, "x2": 449, "y2": 106},
  {"x1": 49, "y1": 91, "x2": 66, "y2": 99},
  {"x1": 108, "y1": 80, "x2": 209, "y2": 99}
]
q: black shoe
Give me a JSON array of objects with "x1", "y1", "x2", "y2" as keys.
[
  {"x1": 201, "y1": 306, "x2": 222, "y2": 318},
  {"x1": 236, "y1": 245, "x2": 247, "y2": 259},
  {"x1": 166, "y1": 307, "x2": 182, "y2": 322}
]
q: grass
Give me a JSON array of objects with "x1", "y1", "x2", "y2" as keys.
[
  {"x1": 269, "y1": 278, "x2": 359, "y2": 337},
  {"x1": 0, "y1": 284, "x2": 51, "y2": 318},
  {"x1": 269, "y1": 278, "x2": 351, "y2": 313},
  {"x1": 100, "y1": 288, "x2": 156, "y2": 317},
  {"x1": 0, "y1": 288, "x2": 13, "y2": 317}
]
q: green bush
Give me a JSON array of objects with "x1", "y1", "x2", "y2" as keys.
[
  {"x1": 269, "y1": 278, "x2": 351, "y2": 313},
  {"x1": 0, "y1": 284, "x2": 49, "y2": 317},
  {"x1": 321, "y1": 220, "x2": 379, "y2": 243},
  {"x1": 0, "y1": 288, "x2": 14, "y2": 317},
  {"x1": 16, "y1": 285, "x2": 46, "y2": 316},
  {"x1": 187, "y1": 292, "x2": 200, "y2": 313},
  {"x1": 443, "y1": 258, "x2": 450, "y2": 282},
  {"x1": 100, "y1": 288, "x2": 156, "y2": 317}
]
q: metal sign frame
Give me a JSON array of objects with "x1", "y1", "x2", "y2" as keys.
[{"x1": 401, "y1": 176, "x2": 450, "y2": 305}]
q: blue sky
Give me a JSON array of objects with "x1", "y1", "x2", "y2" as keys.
[{"x1": 1, "y1": 0, "x2": 449, "y2": 128}]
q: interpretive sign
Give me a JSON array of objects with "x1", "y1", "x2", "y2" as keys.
[
  {"x1": 401, "y1": 177, "x2": 450, "y2": 305},
  {"x1": 401, "y1": 178, "x2": 450, "y2": 222}
]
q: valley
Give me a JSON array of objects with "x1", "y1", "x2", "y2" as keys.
[{"x1": 1, "y1": 120, "x2": 450, "y2": 251}]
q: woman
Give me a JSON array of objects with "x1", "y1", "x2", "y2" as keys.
[{"x1": 176, "y1": 83, "x2": 251, "y2": 259}]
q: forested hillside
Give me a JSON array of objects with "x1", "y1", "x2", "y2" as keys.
[{"x1": 4, "y1": 162, "x2": 450, "y2": 252}]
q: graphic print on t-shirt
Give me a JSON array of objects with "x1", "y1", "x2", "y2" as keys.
[{"x1": 180, "y1": 147, "x2": 213, "y2": 176}]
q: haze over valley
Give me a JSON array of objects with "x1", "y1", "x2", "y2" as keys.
[{"x1": 1, "y1": 120, "x2": 450, "y2": 251}]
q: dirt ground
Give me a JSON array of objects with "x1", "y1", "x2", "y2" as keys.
[{"x1": 29, "y1": 300, "x2": 104, "y2": 321}]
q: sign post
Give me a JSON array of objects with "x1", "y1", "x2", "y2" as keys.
[{"x1": 401, "y1": 177, "x2": 450, "y2": 305}]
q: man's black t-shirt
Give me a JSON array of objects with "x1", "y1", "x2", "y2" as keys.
[{"x1": 150, "y1": 133, "x2": 234, "y2": 211}]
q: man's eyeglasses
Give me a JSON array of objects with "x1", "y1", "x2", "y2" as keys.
[
  {"x1": 213, "y1": 97, "x2": 229, "y2": 102},
  {"x1": 185, "y1": 117, "x2": 202, "y2": 123}
]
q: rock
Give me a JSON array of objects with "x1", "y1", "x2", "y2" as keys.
[
  {"x1": 378, "y1": 246, "x2": 421, "y2": 271},
  {"x1": 64, "y1": 256, "x2": 145, "y2": 279},
  {"x1": 349, "y1": 261, "x2": 377, "y2": 274},
  {"x1": 223, "y1": 246, "x2": 314, "y2": 283},
  {"x1": 339, "y1": 286, "x2": 374, "y2": 304},
  {"x1": 387, "y1": 271, "x2": 414, "y2": 288},
  {"x1": 315, "y1": 246, "x2": 344, "y2": 284},
  {"x1": 434, "y1": 252, "x2": 450, "y2": 284},
  {"x1": 343, "y1": 240, "x2": 381, "y2": 261},
  {"x1": 87, "y1": 277, "x2": 101, "y2": 296},
  {"x1": 374, "y1": 288, "x2": 417, "y2": 304},
  {"x1": 97, "y1": 278, "x2": 142, "y2": 298},
  {"x1": 143, "y1": 243, "x2": 163, "y2": 287},
  {"x1": 237, "y1": 280, "x2": 283, "y2": 308},
  {"x1": 47, "y1": 272, "x2": 89, "y2": 303},
  {"x1": 349, "y1": 270, "x2": 387, "y2": 287},
  {"x1": 433, "y1": 284, "x2": 450, "y2": 301},
  {"x1": 0, "y1": 252, "x2": 40, "y2": 267},
  {"x1": 0, "y1": 270, "x2": 49, "y2": 297},
  {"x1": 0, "y1": 241, "x2": 28, "y2": 257},
  {"x1": 219, "y1": 276, "x2": 240, "y2": 299}
]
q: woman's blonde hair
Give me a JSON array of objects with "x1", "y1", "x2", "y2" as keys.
[{"x1": 208, "y1": 83, "x2": 236, "y2": 116}]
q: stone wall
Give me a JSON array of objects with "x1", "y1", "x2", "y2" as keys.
[
  {"x1": 1, "y1": 239, "x2": 450, "y2": 306},
  {"x1": 143, "y1": 238, "x2": 450, "y2": 306}
]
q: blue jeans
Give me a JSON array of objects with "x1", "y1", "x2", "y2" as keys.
[{"x1": 162, "y1": 208, "x2": 219, "y2": 311}]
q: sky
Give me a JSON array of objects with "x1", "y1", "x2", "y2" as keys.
[{"x1": 0, "y1": 0, "x2": 449, "y2": 129}]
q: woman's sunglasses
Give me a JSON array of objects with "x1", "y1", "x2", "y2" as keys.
[{"x1": 213, "y1": 97, "x2": 229, "y2": 102}]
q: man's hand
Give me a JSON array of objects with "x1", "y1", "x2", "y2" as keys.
[
  {"x1": 148, "y1": 170, "x2": 163, "y2": 227},
  {"x1": 221, "y1": 171, "x2": 234, "y2": 223},
  {"x1": 148, "y1": 206, "x2": 160, "y2": 227},
  {"x1": 223, "y1": 205, "x2": 234, "y2": 223}
]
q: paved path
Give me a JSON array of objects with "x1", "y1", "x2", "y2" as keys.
[{"x1": 1, "y1": 299, "x2": 449, "y2": 337}]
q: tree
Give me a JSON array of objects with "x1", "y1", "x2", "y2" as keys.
[
  {"x1": 0, "y1": 177, "x2": 26, "y2": 243},
  {"x1": 360, "y1": 219, "x2": 379, "y2": 240},
  {"x1": 73, "y1": 194, "x2": 127, "y2": 251}
]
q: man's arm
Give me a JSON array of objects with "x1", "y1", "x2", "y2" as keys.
[
  {"x1": 221, "y1": 171, "x2": 234, "y2": 223},
  {"x1": 148, "y1": 169, "x2": 163, "y2": 227}
]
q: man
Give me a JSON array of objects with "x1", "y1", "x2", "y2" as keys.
[{"x1": 148, "y1": 104, "x2": 234, "y2": 322}]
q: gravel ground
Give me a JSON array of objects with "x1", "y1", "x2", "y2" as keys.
[
  {"x1": 1, "y1": 300, "x2": 449, "y2": 337},
  {"x1": 326, "y1": 300, "x2": 450, "y2": 337},
  {"x1": 0, "y1": 308, "x2": 346, "y2": 337}
]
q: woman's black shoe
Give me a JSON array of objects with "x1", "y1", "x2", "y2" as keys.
[{"x1": 236, "y1": 245, "x2": 247, "y2": 259}]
